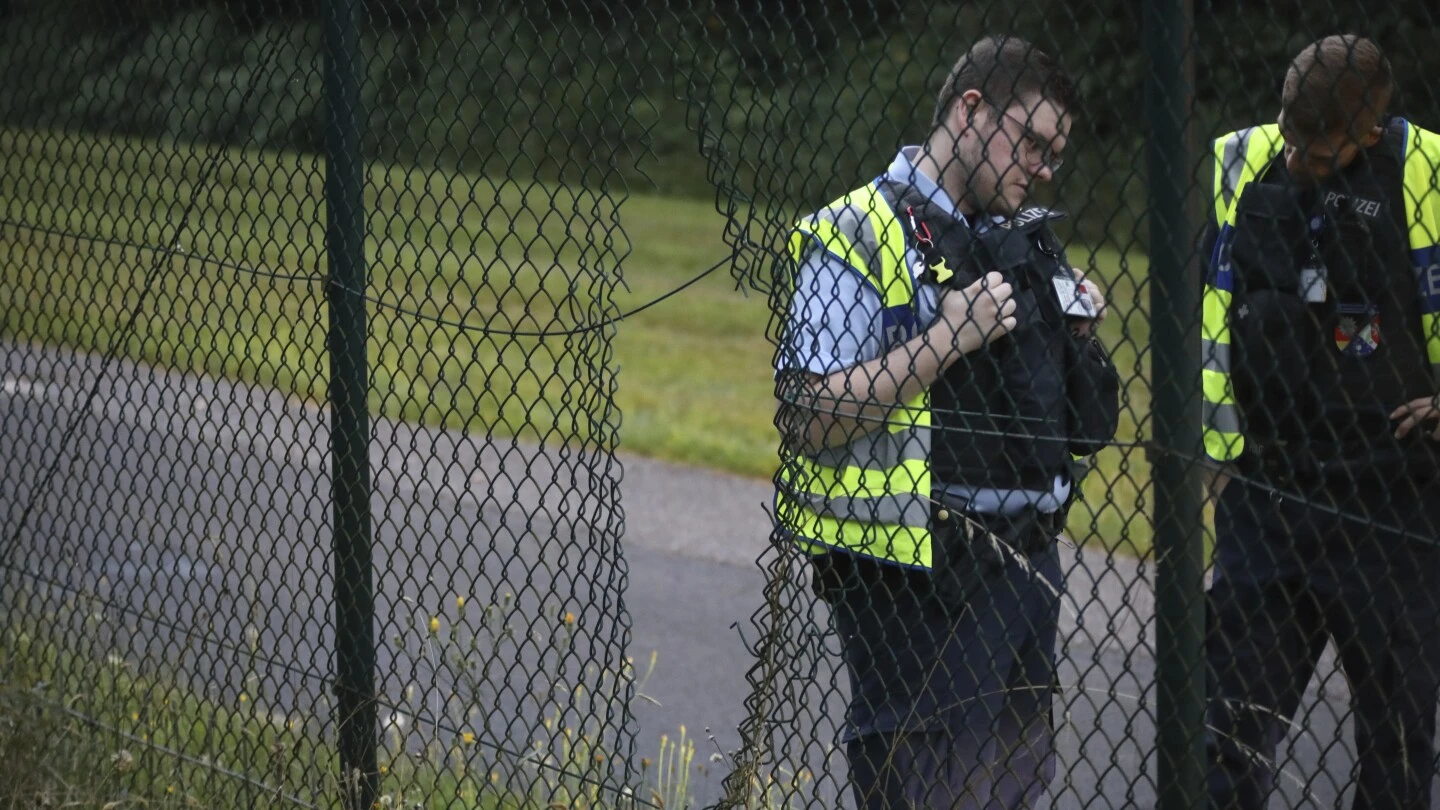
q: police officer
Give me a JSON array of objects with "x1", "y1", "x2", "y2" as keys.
[
  {"x1": 1200, "y1": 34, "x2": 1440, "y2": 809},
  {"x1": 771, "y1": 35, "x2": 1120, "y2": 809}
]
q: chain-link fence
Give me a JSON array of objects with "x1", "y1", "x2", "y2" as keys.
[{"x1": 2, "y1": 1, "x2": 1439, "y2": 809}]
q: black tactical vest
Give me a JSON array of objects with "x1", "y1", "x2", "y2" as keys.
[
  {"x1": 1227, "y1": 122, "x2": 1438, "y2": 475},
  {"x1": 880, "y1": 179, "x2": 1089, "y2": 492}
]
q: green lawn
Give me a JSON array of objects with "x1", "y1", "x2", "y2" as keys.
[
  {"x1": 1, "y1": 627, "x2": 342, "y2": 809},
  {"x1": 0, "y1": 619, "x2": 704, "y2": 810},
  {"x1": 0, "y1": 584, "x2": 799, "y2": 810},
  {"x1": 0, "y1": 128, "x2": 1180, "y2": 556}
]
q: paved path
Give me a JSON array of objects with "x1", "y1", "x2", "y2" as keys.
[{"x1": 0, "y1": 340, "x2": 1392, "y2": 808}]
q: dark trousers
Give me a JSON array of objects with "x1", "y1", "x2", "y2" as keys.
[
  {"x1": 819, "y1": 526, "x2": 1063, "y2": 809},
  {"x1": 1205, "y1": 477, "x2": 1440, "y2": 810}
]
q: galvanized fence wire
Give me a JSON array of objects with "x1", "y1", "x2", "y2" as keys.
[
  {"x1": 0, "y1": 2, "x2": 666, "y2": 808},
  {"x1": 697, "y1": 5, "x2": 1440, "y2": 810},
  {"x1": 1, "y1": 1, "x2": 1440, "y2": 810}
]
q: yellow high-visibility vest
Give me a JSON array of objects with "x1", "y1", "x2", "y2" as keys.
[
  {"x1": 775, "y1": 180, "x2": 934, "y2": 569},
  {"x1": 1201, "y1": 120, "x2": 1440, "y2": 463}
]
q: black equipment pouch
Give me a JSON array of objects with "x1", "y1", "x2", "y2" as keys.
[
  {"x1": 927, "y1": 506, "x2": 994, "y2": 612},
  {"x1": 1066, "y1": 334, "x2": 1120, "y2": 456},
  {"x1": 1317, "y1": 202, "x2": 1382, "y2": 298},
  {"x1": 1228, "y1": 182, "x2": 1312, "y2": 295},
  {"x1": 1226, "y1": 182, "x2": 1329, "y2": 440}
]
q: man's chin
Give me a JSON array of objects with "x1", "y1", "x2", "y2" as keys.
[{"x1": 987, "y1": 195, "x2": 1025, "y2": 218}]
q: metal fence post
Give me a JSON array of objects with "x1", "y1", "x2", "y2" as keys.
[
  {"x1": 324, "y1": 0, "x2": 377, "y2": 806},
  {"x1": 1146, "y1": 0, "x2": 1206, "y2": 808}
]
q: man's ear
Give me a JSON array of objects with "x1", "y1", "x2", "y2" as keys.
[
  {"x1": 1362, "y1": 124, "x2": 1384, "y2": 148},
  {"x1": 957, "y1": 89, "x2": 983, "y2": 127}
]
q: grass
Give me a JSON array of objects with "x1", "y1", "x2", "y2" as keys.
[
  {"x1": 0, "y1": 585, "x2": 814, "y2": 810},
  {"x1": 0, "y1": 626, "x2": 341, "y2": 809},
  {"x1": 0, "y1": 127, "x2": 1184, "y2": 556}
]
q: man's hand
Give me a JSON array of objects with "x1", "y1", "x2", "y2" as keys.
[
  {"x1": 790, "y1": 271, "x2": 1014, "y2": 453},
  {"x1": 936, "y1": 271, "x2": 1018, "y2": 355},
  {"x1": 1391, "y1": 395, "x2": 1440, "y2": 440},
  {"x1": 1069, "y1": 267, "x2": 1107, "y2": 338}
]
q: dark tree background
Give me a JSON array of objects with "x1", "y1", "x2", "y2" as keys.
[{"x1": 0, "y1": 0, "x2": 1433, "y2": 249}]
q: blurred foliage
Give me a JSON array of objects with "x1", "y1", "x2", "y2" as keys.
[{"x1": 0, "y1": 0, "x2": 1435, "y2": 257}]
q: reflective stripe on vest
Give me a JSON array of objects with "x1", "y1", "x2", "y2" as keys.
[
  {"x1": 1201, "y1": 125, "x2": 1283, "y2": 462},
  {"x1": 1202, "y1": 120, "x2": 1440, "y2": 463},
  {"x1": 1400, "y1": 121, "x2": 1440, "y2": 384},
  {"x1": 776, "y1": 180, "x2": 934, "y2": 569}
]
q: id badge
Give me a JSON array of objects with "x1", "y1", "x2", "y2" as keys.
[
  {"x1": 1053, "y1": 275, "x2": 1097, "y2": 319},
  {"x1": 1299, "y1": 264, "x2": 1327, "y2": 303}
]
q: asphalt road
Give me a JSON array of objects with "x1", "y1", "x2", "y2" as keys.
[{"x1": 0, "y1": 339, "x2": 1398, "y2": 809}]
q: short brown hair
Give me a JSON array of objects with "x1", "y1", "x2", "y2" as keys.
[
  {"x1": 1281, "y1": 34, "x2": 1392, "y2": 140},
  {"x1": 931, "y1": 35, "x2": 1077, "y2": 130}
]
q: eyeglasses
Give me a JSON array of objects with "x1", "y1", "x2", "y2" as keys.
[{"x1": 985, "y1": 99, "x2": 1065, "y2": 174}]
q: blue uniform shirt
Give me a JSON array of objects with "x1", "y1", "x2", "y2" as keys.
[{"x1": 777, "y1": 146, "x2": 1071, "y2": 515}]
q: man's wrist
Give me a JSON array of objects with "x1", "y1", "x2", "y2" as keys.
[
  {"x1": 1202, "y1": 461, "x2": 1232, "y2": 495},
  {"x1": 925, "y1": 319, "x2": 971, "y2": 359}
]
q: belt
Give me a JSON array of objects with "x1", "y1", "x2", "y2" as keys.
[
  {"x1": 806, "y1": 505, "x2": 1062, "y2": 611},
  {"x1": 934, "y1": 497, "x2": 1063, "y2": 557}
]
